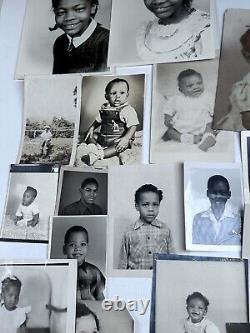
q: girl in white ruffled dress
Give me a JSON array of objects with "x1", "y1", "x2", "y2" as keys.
[{"x1": 137, "y1": 0, "x2": 213, "y2": 63}]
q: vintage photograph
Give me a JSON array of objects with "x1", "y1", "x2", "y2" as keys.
[
  {"x1": 108, "y1": 164, "x2": 186, "y2": 277},
  {"x1": 76, "y1": 301, "x2": 134, "y2": 333},
  {"x1": 18, "y1": 75, "x2": 81, "y2": 165},
  {"x1": 0, "y1": 260, "x2": 77, "y2": 333},
  {"x1": 15, "y1": 0, "x2": 112, "y2": 78},
  {"x1": 150, "y1": 59, "x2": 236, "y2": 164},
  {"x1": 226, "y1": 323, "x2": 250, "y2": 333},
  {"x1": 242, "y1": 204, "x2": 250, "y2": 259},
  {"x1": 108, "y1": 0, "x2": 215, "y2": 67},
  {"x1": 241, "y1": 132, "x2": 250, "y2": 203},
  {"x1": 0, "y1": 165, "x2": 59, "y2": 242},
  {"x1": 213, "y1": 9, "x2": 250, "y2": 131},
  {"x1": 49, "y1": 216, "x2": 107, "y2": 301},
  {"x1": 56, "y1": 167, "x2": 108, "y2": 216},
  {"x1": 151, "y1": 256, "x2": 247, "y2": 333},
  {"x1": 75, "y1": 73, "x2": 145, "y2": 167},
  {"x1": 184, "y1": 163, "x2": 243, "y2": 252}
]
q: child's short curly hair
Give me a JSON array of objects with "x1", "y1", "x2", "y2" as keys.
[
  {"x1": 50, "y1": 0, "x2": 99, "y2": 31},
  {"x1": 186, "y1": 292, "x2": 209, "y2": 310},
  {"x1": 135, "y1": 184, "x2": 163, "y2": 204},
  {"x1": 1, "y1": 275, "x2": 22, "y2": 294},
  {"x1": 177, "y1": 69, "x2": 202, "y2": 87},
  {"x1": 25, "y1": 186, "x2": 38, "y2": 199}
]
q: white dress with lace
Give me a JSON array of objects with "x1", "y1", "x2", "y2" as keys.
[{"x1": 136, "y1": 9, "x2": 213, "y2": 63}]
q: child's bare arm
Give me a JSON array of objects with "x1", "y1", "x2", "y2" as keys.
[
  {"x1": 27, "y1": 213, "x2": 39, "y2": 227},
  {"x1": 85, "y1": 120, "x2": 101, "y2": 141},
  {"x1": 116, "y1": 125, "x2": 137, "y2": 153},
  {"x1": 14, "y1": 216, "x2": 23, "y2": 225}
]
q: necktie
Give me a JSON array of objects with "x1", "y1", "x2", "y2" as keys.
[{"x1": 67, "y1": 38, "x2": 75, "y2": 54}]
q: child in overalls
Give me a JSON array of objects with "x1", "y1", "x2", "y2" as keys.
[{"x1": 81, "y1": 78, "x2": 139, "y2": 165}]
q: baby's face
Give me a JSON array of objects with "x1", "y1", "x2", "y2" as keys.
[
  {"x1": 64, "y1": 231, "x2": 88, "y2": 266},
  {"x1": 80, "y1": 183, "x2": 98, "y2": 205},
  {"x1": 22, "y1": 190, "x2": 35, "y2": 207},
  {"x1": 105, "y1": 82, "x2": 129, "y2": 107},
  {"x1": 76, "y1": 314, "x2": 98, "y2": 333},
  {"x1": 54, "y1": 0, "x2": 96, "y2": 38},
  {"x1": 144, "y1": 0, "x2": 183, "y2": 20},
  {"x1": 136, "y1": 191, "x2": 160, "y2": 223},
  {"x1": 179, "y1": 75, "x2": 204, "y2": 98},
  {"x1": 3, "y1": 285, "x2": 20, "y2": 311},
  {"x1": 207, "y1": 181, "x2": 230, "y2": 206},
  {"x1": 187, "y1": 298, "x2": 207, "y2": 324}
]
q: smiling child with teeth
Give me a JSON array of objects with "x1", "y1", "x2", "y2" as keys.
[{"x1": 50, "y1": 0, "x2": 109, "y2": 74}]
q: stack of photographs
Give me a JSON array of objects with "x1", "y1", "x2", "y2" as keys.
[{"x1": 3, "y1": 0, "x2": 250, "y2": 332}]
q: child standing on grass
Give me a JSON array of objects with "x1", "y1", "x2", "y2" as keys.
[
  {"x1": 118, "y1": 184, "x2": 174, "y2": 270},
  {"x1": 50, "y1": 0, "x2": 109, "y2": 74}
]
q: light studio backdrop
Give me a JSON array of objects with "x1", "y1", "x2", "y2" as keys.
[{"x1": 15, "y1": 0, "x2": 112, "y2": 78}]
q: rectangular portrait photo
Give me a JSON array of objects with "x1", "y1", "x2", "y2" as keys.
[
  {"x1": 49, "y1": 216, "x2": 107, "y2": 301},
  {"x1": 15, "y1": 0, "x2": 112, "y2": 78},
  {"x1": 151, "y1": 255, "x2": 247, "y2": 333},
  {"x1": 0, "y1": 260, "x2": 77, "y2": 333},
  {"x1": 18, "y1": 75, "x2": 81, "y2": 165},
  {"x1": 108, "y1": 163, "x2": 187, "y2": 278},
  {"x1": 0, "y1": 164, "x2": 59, "y2": 243},
  {"x1": 108, "y1": 0, "x2": 216, "y2": 67},
  {"x1": 75, "y1": 73, "x2": 146, "y2": 167},
  {"x1": 226, "y1": 323, "x2": 250, "y2": 333},
  {"x1": 184, "y1": 162, "x2": 243, "y2": 253},
  {"x1": 76, "y1": 300, "x2": 134, "y2": 333},
  {"x1": 213, "y1": 9, "x2": 250, "y2": 131},
  {"x1": 55, "y1": 166, "x2": 108, "y2": 216},
  {"x1": 150, "y1": 59, "x2": 236, "y2": 164}
]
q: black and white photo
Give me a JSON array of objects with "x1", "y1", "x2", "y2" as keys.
[
  {"x1": 56, "y1": 166, "x2": 108, "y2": 216},
  {"x1": 75, "y1": 73, "x2": 145, "y2": 167},
  {"x1": 0, "y1": 260, "x2": 77, "y2": 333},
  {"x1": 108, "y1": 0, "x2": 215, "y2": 67},
  {"x1": 18, "y1": 75, "x2": 81, "y2": 165},
  {"x1": 150, "y1": 60, "x2": 236, "y2": 163},
  {"x1": 76, "y1": 301, "x2": 134, "y2": 333},
  {"x1": 226, "y1": 323, "x2": 250, "y2": 333},
  {"x1": 213, "y1": 9, "x2": 250, "y2": 131},
  {"x1": 108, "y1": 164, "x2": 187, "y2": 277},
  {"x1": 49, "y1": 216, "x2": 107, "y2": 301},
  {"x1": 1, "y1": 165, "x2": 59, "y2": 243},
  {"x1": 15, "y1": 0, "x2": 112, "y2": 78},
  {"x1": 184, "y1": 163, "x2": 243, "y2": 252},
  {"x1": 151, "y1": 256, "x2": 247, "y2": 333}
]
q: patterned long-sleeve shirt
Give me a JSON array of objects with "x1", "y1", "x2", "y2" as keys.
[{"x1": 118, "y1": 218, "x2": 174, "y2": 270}]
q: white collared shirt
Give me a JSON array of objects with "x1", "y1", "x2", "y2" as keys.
[{"x1": 67, "y1": 19, "x2": 97, "y2": 48}]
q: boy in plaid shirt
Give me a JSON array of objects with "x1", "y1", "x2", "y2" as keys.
[{"x1": 118, "y1": 184, "x2": 174, "y2": 270}]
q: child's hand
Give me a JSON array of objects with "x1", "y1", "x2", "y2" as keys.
[
  {"x1": 116, "y1": 137, "x2": 130, "y2": 153},
  {"x1": 198, "y1": 134, "x2": 216, "y2": 152}
]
